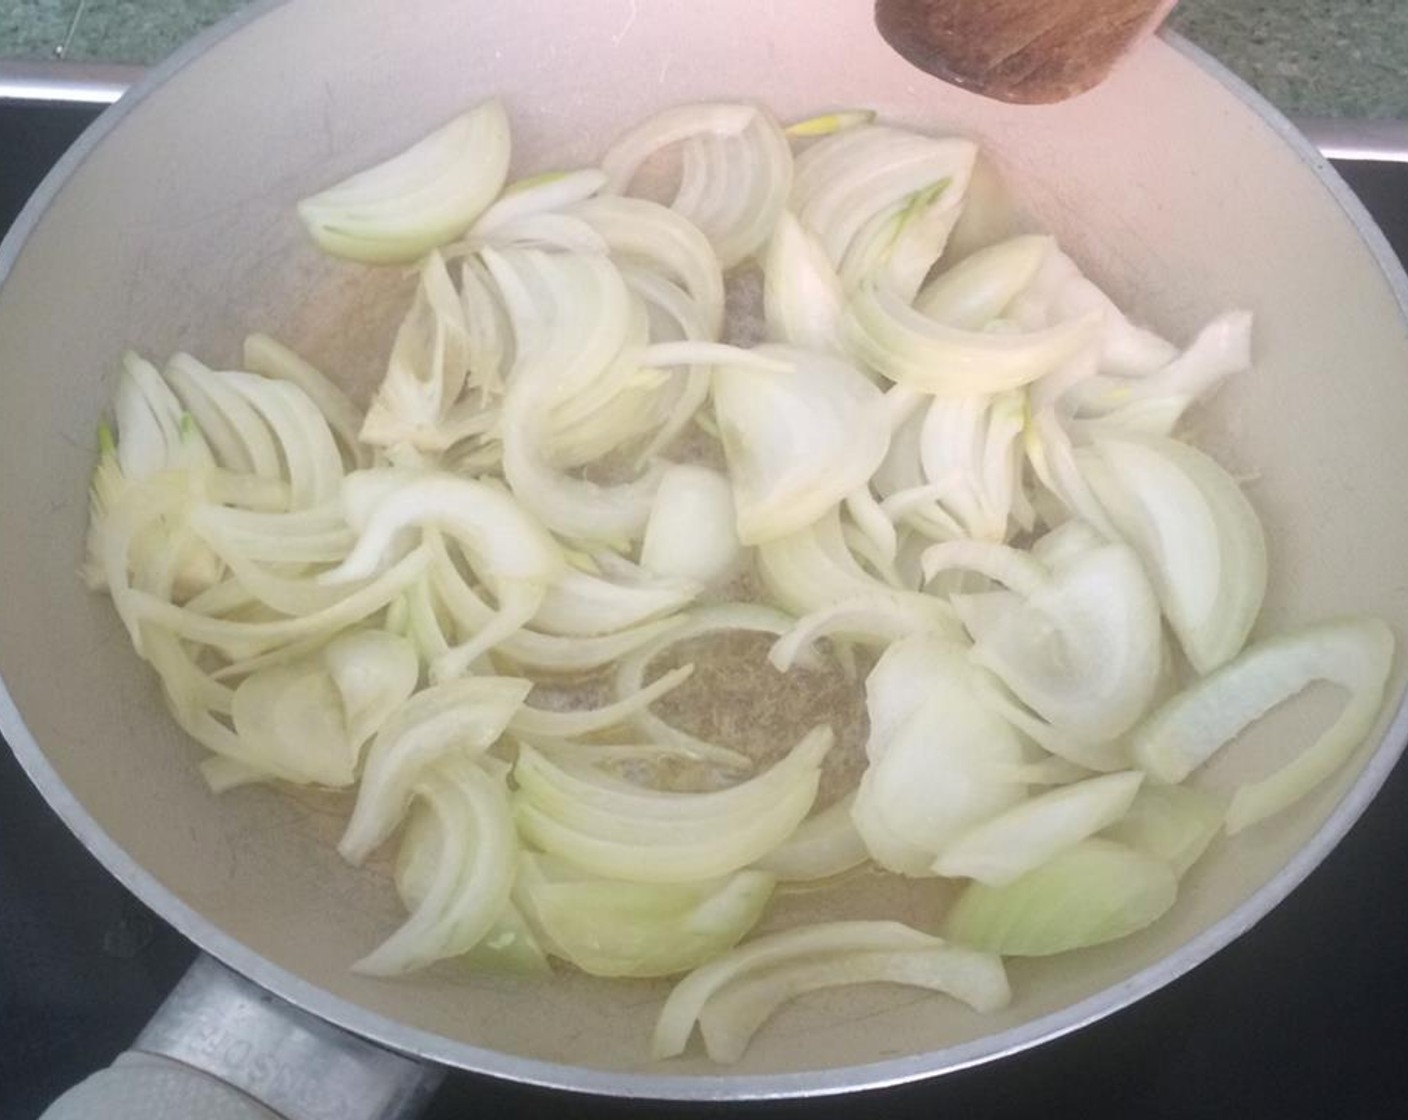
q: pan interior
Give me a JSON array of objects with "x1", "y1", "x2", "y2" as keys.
[{"x1": 2, "y1": 0, "x2": 1407, "y2": 1087}]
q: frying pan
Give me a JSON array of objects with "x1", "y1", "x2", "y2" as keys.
[{"x1": 6, "y1": 0, "x2": 1408, "y2": 1113}]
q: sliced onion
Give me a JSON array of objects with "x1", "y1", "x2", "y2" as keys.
[
  {"x1": 1006, "y1": 246, "x2": 1178, "y2": 378},
  {"x1": 486, "y1": 245, "x2": 635, "y2": 407},
  {"x1": 510, "y1": 664, "x2": 694, "y2": 739},
  {"x1": 763, "y1": 210, "x2": 846, "y2": 351},
  {"x1": 698, "y1": 943, "x2": 1009, "y2": 1063},
  {"x1": 396, "y1": 802, "x2": 549, "y2": 975},
  {"x1": 933, "y1": 771, "x2": 1144, "y2": 886},
  {"x1": 359, "y1": 251, "x2": 473, "y2": 451},
  {"x1": 620, "y1": 266, "x2": 714, "y2": 461},
  {"x1": 1079, "y1": 433, "x2": 1267, "y2": 675},
  {"x1": 670, "y1": 107, "x2": 792, "y2": 269},
  {"x1": 221, "y1": 373, "x2": 344, "y2": 509},
  {"x1": 512, "y1": 726, "x2": 832, "y2": 882},
  {"x1": 456, "y1": 256, "x2": 513, "y2": 407},
  {"x1": 712, "y1": 344, "x2": 890, "y2": 544},
  {"x1": 755, "y1": 506, "x2": 949, "y2": 621},
  {"x1": 1065, "y1": 311, "x2": 1253, "y2": 431},
  {"x1": 573, "y1": 195, "x2": 726, "y2": 339},
  {"x1": 321, "y1": 470, "x2": 563, "y2": 589},
  {"x1": 640, "y1": 464, "x2": 742, "y2": 587},
  {"x1": 783, "y1": 110, "x2": 877, "y2": 138},
  {"x1": 472, "y1": 168, "x2": 608, "y2": 237},
  {"x1": 1123, "y1": 309, "x2": 1252, "y2": 405},
  {"x1": 918, "y1": 391, "x2": 1026, "y2": 541},
  {"x1": 601, "y1": 101, "x2": 757, "y2": 192},
  {"x1": 914, "y1": 235, "x2": 1054, "y2": 329},
  {"x1": 844, "y1": 486, "x2": 898, "y2": 565},
  {"x1": 339, "y1": 675, "x2": 531, "y2": 863},
  {"x1": 1101, "y1": 782, "x2": 1223, "y2": 877},
  {"x1": 160, "y1": 354, "x2": 280, "y2": 482},
  {"x1": 754, "y1": 792, "x2": 868, "y2": 882},
  {"x1": 141, "y1": 624, "x2": 234, "y2": 720},
  {"x1": 185, "y1": 502, "x2": 352, "y2": 565},
  {"x1": 863, "y1": 633, "x2": 964, "y2": 763},
  {"x1": 353, "y1": 756, "x2": 517, "y2": 975},
  {"x1": 84, "y1": 411, "x2": 221, "y2": 608},
  {"x1": 851, "y1": 637, "x2": 1027, "y2": 875},
  {"x1": 768, "y1": 594, "x2": 959, "y2": 673},
  {"x1": 943, "y1": 837, "x2": 1177, "y2": 957},
  {"x1": 533, "y1": 563, "x2": 699, "y2": 638},
  {"x1": 120, "y1": 545, "x2": 431, "y2": 662},
  {"x1": 846, "y1": 279, "x2": 1100, "y2": 395},
  {"x1": 516, "y1": 853, "x2": 774, "y2": 978},
  {"x1": 297, "y1": 99, "x2": 510, "y2": 265},
  {"x1": 969, "y1": 668, "x2": 1134, "y2": 773},
  {"x1": 791, "y1": 125, "x2": 976, "y2": 300},
  {"x1": 199, "y1": 755, "x2": 269, "y2": 794},
  {"x1": 227, "y1": 634, "x2": 417, "y2": 788},
  {"x1": 113, "y1": 351, "x2": 201, "y2": 479},
  {"x1": 934, "y1": 538, "x2": 1163, "y2": 745},
  {"x1": 485, "y1": 246, "x2": 665, "y2": 545},
  {"x1": 426, "y1": 540, "x2": 688, "y2": 675},
  {"x1": 1130, "y1": 617, "x2": 1394, "y2": 834},
  {"x1": 401, "y1": 573, "x2": 453, "y2": 664},
  {"x1": 653, "y1": 919, "x2": 950, "y2": 1059},
  {"x1": 242, "y1": 334, "x2": 369, "y2": 470}
]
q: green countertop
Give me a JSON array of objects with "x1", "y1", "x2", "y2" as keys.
[{"x1": 1, "y1": 1, "x2": 1406, "y2": 119}]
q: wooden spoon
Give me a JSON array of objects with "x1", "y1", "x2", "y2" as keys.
[{"x1": 874, "y1": 0, "x2": 1179, "y2": 104}]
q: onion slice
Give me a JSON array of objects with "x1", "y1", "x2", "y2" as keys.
[
  {"x1": 1079, "y1": 433, "x2": 1267, "y2": 675},
  {"x1": 353, "y1": 756, "x2": 517, "y2": 975},
  {"x1": 846, "y1": 280, "x2": 1100, "y2": 395},
  {"x1": 1101, "y1": 783, "x2": 1224, "y2": 877},
  {"x1": 932, "y1": 536, "x2": 1164, "y2": 745},
  {"x1": 515, "y1": 853, "x2": 774, "y2": 979},
  {"x1": 1131, "y1": 617, "x2": 1394, "y2": 833},
  {"x1": 512, "y1": 726, "x2": 832, "y2": 882},
  {"x1": 653, "y1": 919, "x2": 984, "y2": 1059},
  {"x1": 698, "y1": 943, "x2": 1009, "y2": 1063},
  {"x1": 297, "y1": 100, "x2": 511, "y2": 265},
  {"x1": 712, "y1": 344, "x2": 890, "y2": 544},
  {"x1": 943, "y1": 837, "x2": 1178, "y2": 957},
  {"x1": 933, "y1": 771, "x2": 1145, "y2": 886},
  {"x1": 640, "y1": 465, "x2": 742, "y2": 587},
  {"x1": 754, "y1": 792, "x2": 869, "y2": 882},
  {"x1": 339, "y1": 675, "x2": 531, "y2": 863}
]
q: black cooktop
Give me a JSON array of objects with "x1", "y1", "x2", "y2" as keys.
[{"x1": 5, "y1": 102, "x2": 1408, "y2": 1120}]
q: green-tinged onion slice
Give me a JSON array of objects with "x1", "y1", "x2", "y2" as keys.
[
  {"x1": 943, "y1": 837, "x2": 1178, "y2": 956},
  {"x1": 515, "y1": 853, "x2": 774, "y2": 978},
  {"x1": 933, "y1": 771, "x2": 1145, "y2": 886},
  {"x1": 1131, "y1": 617, "x2": 1394, "y2": 833},
  {"x1": 1101, "y1": 782, "x2": 1224, "y2": 877},
  {"x1": 297, "y1": 100, "x2": 510, "y2": 264}
]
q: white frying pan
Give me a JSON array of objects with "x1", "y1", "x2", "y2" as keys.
[{"x1": 5, "y1": 0, "x2": 1408, "y2": 1113}]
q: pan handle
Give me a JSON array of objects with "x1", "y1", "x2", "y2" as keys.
[{"x1": 38, "y1": 954, "x2": 443, "y2": 1120}]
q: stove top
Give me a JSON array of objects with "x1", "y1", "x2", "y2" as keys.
[{"x1": 5, "y1": 101, "x2": 1408, "y2": 1120}]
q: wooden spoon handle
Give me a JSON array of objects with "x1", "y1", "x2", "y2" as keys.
[{"x1": 873, "y1": 0, "x2": 1178, "y2": 104}]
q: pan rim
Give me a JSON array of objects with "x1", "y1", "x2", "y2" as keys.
[{"x1": 2, "y1": 5, "x2": 1407, "y2": 1100}]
